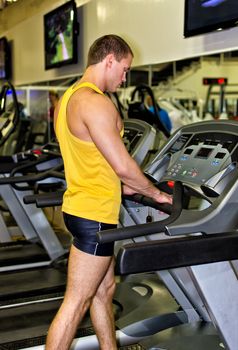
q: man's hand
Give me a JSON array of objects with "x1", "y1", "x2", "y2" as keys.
[
  {"x1": 152, "y1": 190, "x2": 173, "y2": 205},
  {"x1": 122, "y1": 184, "x2": 173, "y2": 205}
]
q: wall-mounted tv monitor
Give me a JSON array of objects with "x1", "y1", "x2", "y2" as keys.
[
  {"x1": 44, "y1": 0, "x2": 79, "y2": 70},
  {"x1": 0, "y1": 37, "x2": 11, "y2": 80},
  {"x1": 184, "y1": 0, "x2": 238, "y2": 38}
]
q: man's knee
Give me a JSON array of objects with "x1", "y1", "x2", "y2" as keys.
[
  {"x1": 107, "y1": 279, "x2": 116, "y2": 297},
  {"x1": 64, "y1": 285, "x2": 96, "y2": 312},
  {"x1": 95, "y1": 278, "x2": 116, "y2": 302}
]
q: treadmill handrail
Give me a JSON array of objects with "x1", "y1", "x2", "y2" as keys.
[
  {"x1": 123, "y1": 194, "x2": 172, "y2": 215},
  {"x1": 9, "y1": 153, "x2": 61, "y2": 177},
  {"x1": 97, "y1": 181, "x2": 183, "y2": 243},
  {"x1": 115, "y1": 231, "x2": 238, "y2": 275},
  {"x1": 0, "y1": 163, "x2": 65, "y2": 185}
]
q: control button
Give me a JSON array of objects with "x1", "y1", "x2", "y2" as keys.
[
  {"x1": 211, "y1": 160, "x2": 220, "y2": 166},
  {"x1": 182, "y1": 170, "x2": 187, "y2": 175},
  {"x1": 180, "y1": 155, "x2": 188, "y2": 161},
  {"x1": 167, "y1": 181, "x2": 174, "y2": 188},
  {"x1": 191, "y1": 171, "x2": 198, "y2": 177}
]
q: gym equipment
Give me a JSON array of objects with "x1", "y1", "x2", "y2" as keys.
[
  {"x1": 0, "y1": 81, "x2": 34, "y2": 156},
  {"x1": 0, "y1": 145, "x2": 66, "y2": 272},
  {"x1": 0, "y1": 81, "x2": 51, "y2": 156},
  {"x1": 127, "y1": 85, "x2": 172, "y2": 165},
  {"x1": 0, "y1": 81, "x2": 20, "y2": 153},
  {"x1": 128, "y1": 84, "x2": 171, "y2": 138},
  {"x1": 20, "y1": 120, "x2": 238, "y2": 349},
  {"x1": 98, "y1": 119, "x2": 238, "y2": 350},
  {"x1": 0, "y1": 118, "x2": 171, "y2": 350}
]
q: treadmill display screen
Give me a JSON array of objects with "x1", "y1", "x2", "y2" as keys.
[
  {"x1": 215, "y1": 152, "x2": 226, "y2": 159},
  {"x1": 195, "y1": 147, "x2": 213, "y2": 159}
]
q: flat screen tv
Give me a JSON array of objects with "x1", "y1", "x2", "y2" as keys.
[
  {"x1": 0, "y1": 37, "x2": 11, "y2": 80},
  {"x1": 44, "y1": 0, "x2": 79, "y2": 70},
  {"x1": 184, "y1": 0, "x2": 238, "y2": 38}
]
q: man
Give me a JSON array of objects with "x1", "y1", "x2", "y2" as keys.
[
  {"x1": 48, "y1": 90, "x2": 60, "y2": 139},
  {"x1": 48, "y1": 90, "x2": 59, "y2": 121},
  {"x1": 46, "y1": 34, "x2": 172, "y2": 350}
]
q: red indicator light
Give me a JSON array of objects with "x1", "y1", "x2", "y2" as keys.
[
  {"x1": 218, "y1": 78, "x2": 225, "y2": 85},
  {"x1": 33, "y1": 149, "x2": 42, "y2": 155},
  {"x1": 203, "y1": 77, "x2": 227, "y2": 85},
  {"x1": 167, "y1": 181, "x2": 174, "y2": 188}
]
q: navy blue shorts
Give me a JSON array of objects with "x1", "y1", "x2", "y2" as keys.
[{"x1": 63, "y1": 213, "x2": 116, "y2": 256}]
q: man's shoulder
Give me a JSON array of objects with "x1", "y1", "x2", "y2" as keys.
[{"x1": 71, "y1": 87, "x2": 107, "y2": 104}]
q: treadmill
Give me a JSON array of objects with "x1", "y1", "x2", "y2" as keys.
[
  {"x1": 17, "y1": 120, "x2": 238, "y2": 349},
  {"x1": 98, "y1": 119, "x2": 238, "y2": 350},
  {"x1": 0, "y1": 145, "x2": 66, "y2": 272},
  {"x1": 0, "y1": 118, "x2": 175, "y2": 350},
  {"x1": 0, "y1": 80, "x2": 65, "y2": 263},
  {"x1": 9, "y1": 119, "x2": 238, "y2": 349}
]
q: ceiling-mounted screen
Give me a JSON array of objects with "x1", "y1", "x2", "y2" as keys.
[
  {"x1": 0, "y1": 37, "x2": 11, "y2": 80},
  {"x1": 184, "y1": 0, "x2": 238, "y2": 38},
  {"x1": 44, "y1": 0, "x2": 79, "y2": 70}
]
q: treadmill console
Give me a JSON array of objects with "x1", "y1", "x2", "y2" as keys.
[
  {"x1": 163, "y1": 132, "x2": 237, "y2": 185},
  {"x1": 123, "y1": 119, "x2": 156, "y2": 166},
  {"x1": 123, "y1": 127, "x2": 144, "y2": 152},
  {"x1": 146, "y1": 121, "x2": 238, "y2": 198}
]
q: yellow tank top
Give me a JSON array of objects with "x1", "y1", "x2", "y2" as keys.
[{"x1": 56, "y1": 82, "x2": 122, "y2": 224}]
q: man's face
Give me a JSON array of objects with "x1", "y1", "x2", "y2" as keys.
[{"x1": 107, "y1": 54, "x2": 133, "y2": 92}]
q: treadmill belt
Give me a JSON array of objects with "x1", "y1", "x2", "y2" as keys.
[
  {"x1": 0, "y1": 243, "x2": 49, "y2": 267},
  {"x1": 0, "y1": 267, "x2": 66, "y2": 303},
  {"x1": 0, "y1": 299, "x2": 94, "y2": 349},
  {"x1": 0, "y1": 294, "x2": 125, "y2": 349}
]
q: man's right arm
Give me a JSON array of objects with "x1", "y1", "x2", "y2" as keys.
[{"x1": 78, "y1": 94, "x2": 172, "y2": 204}]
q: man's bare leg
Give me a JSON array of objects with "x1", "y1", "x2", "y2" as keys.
[
  {"x1": 90, "y1": 257, "x2": 117, "y2": 350},
  {"x1": 45, "y1": 245, "x2": 114, "y2": 350}
]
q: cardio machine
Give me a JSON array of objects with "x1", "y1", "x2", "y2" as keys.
[
  {"x1": 0, "y1": 144, "x2": 66, "y2": 272},
  {"x1": 98, "y1": 119, "x2": 238, "y2": 350},
  {"x1": 0, "y1": 118, "x2": 167, "y2": 350},
  {"x1": 23, "y1": 118, "x2": 238, "y2": 350}
]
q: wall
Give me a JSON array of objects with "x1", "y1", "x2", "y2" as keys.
[
  {"x1": 172, "y1": 59, "x2": 238, "y2": 100},
  {"x1": 152, "y1": 57, "x2": 237, "y2": 95},
  {"x1": 1, "y1": 0, "x2": 238, "y2": 86}
]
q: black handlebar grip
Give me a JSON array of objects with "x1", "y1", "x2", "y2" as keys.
[
  {"x1": 36, "y1": 191, "x2": 64, "y2": 208},
  {"x1": 23, "y1": 191, "x2": 64, "y2": 207},
  {"x1": 23, "y1": 194, "x2": 38, "y2": 204},
  {"x1": 123, "y1": 194, "x2": 172, "y2": 214},
  {"x1": 97, "y1": 181, "x2": 183, "y2": 243}
]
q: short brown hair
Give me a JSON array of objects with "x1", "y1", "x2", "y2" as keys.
[{"x1": 87, "y1": 34, "x2": 133, "y2": 67}]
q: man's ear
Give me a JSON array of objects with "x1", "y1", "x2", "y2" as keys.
[{"x1": 105, "y1": 53, "x2": 115, "y2": 68}]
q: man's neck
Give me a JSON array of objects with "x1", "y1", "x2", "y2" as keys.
[{"x1": 80, "y1": 65, "x2": 106, "y2": 92}]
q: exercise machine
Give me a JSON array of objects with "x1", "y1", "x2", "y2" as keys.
[
  {"x1": 0, "y1": 144, "x2": 66, "y2": 272},
  {"x1": 98, "y1": 119, "x2": 238, "y2": 349},
  {"x1": 0, "y1": 118, "x2": 166, "y2": 349},
  {"x1": 18, "y1": 120, "x2": 238, "y2": 349}
]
